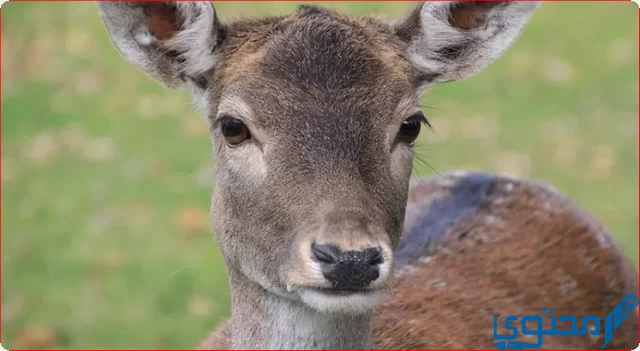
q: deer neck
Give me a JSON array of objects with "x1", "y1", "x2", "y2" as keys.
[{"x1": 228, "y1": 270, "x2": 373, "y2": 350}]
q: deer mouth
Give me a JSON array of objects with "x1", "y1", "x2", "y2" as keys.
[
  {"x1": 312, "y1": 287, "x2": 376, "y2": 296},
  {"x1": 297, "y1": 286, "x2": 385, "y2": 314}
]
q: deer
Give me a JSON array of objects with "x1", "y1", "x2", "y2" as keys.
[{"x1": 96, "y1": 1, "x2": 639, "y2": 349}]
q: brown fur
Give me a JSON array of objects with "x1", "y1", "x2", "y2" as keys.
[
  {"x1": 198, "y1": 172, "x2": 638, "y2": 350},
  {"x1": 448, "y1": 2, "x2": 502, "y2": 30},
  {"x1": 146, "y1": 3, "x2": 179, "y2": 41}
]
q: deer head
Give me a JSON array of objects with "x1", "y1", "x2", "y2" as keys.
[{"x1": 98, "y1": 1, "x2": 540, "y2": 318}]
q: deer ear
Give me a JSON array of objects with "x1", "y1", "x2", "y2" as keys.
[
  {"x1": 395, "y1": 1, "x2": 541, "y2": 90},
  {"x1": 97, "y1": 1, "x2": 220, "y2": 90}
]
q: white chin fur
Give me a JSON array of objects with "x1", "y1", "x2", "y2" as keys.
[{"x1": 298, "y1": 289, "x2": 383, "y2": 315}]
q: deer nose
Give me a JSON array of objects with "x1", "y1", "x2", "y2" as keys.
[{"x1": 311, "y1": 243, "x2": 383, "y2": 290}]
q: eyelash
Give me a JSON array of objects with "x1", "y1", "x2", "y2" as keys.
[{"x1": 396, "y1": 113, "x2": 430, "y2": 146}]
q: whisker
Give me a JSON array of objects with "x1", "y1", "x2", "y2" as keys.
[
  {"x1": 419, "y1": 104, "x2": 448, "y2": 114},
  {"x1": 410, "y1": 155, "x2": 435, "y2": 191},
  {"x1": 415, "y1": 154, "x2": 441, "y2": 177},
  {"x1": 410, "y1": 162, "x2": 430, "y2": 190},
  {"x1": 412, "y1": 141, "x2": 441, "y2": 174}
]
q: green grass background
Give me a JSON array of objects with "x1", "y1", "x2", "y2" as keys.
[{"x1": 2, "y1": 1, "x2": 638, "y2": 349}]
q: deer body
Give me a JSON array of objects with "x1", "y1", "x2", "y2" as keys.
[
  {"x1": 97, "y1": 2, "x2": 638, "y2": 349},
  {"x1": 198, "y1": 171, "x2": 638, "y2": 350}
]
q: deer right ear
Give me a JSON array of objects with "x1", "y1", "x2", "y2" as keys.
[
  {"x1": 97, "y1": 1, "x2": 221, "y2": 90},
  {"x1": 395, "y1": 1, "x2": 541, "y2": 91}
]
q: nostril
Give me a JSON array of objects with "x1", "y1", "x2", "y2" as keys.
[
  {"x1": 311, "y1": 243, "x2": 340, "y2": 264},
  {"x1": 364, "y1": 246, "x2": 384, "y2": 266},
  {"x1": 319, "y1": 246, "x2": 383, "y2": 290}
]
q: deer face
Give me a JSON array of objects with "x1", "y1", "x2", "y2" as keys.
[{"x1": 98, "y1": 1, "x2": 540, "y2": 315}]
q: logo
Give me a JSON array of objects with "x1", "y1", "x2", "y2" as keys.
[{"x1": 493, "y1": 293, "x2": 639, "y2": 350}]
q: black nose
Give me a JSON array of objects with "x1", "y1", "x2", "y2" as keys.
[{"x1": 311, "y1": 243, "x2": 383, "y2": 290}]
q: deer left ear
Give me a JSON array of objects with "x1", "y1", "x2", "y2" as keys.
[
  {"x1": 395, "y1": 1, "x2": 541, "y2": 91},
  {"x1": 97, "y1": 1, "x2": 220, "y2": 90}
]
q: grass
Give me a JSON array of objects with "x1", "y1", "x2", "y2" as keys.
[{"x1": 1, "y1": 1, "x2": 638, "y2": 349}]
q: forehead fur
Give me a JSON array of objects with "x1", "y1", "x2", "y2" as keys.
[
  {"x1": 261, "y1": 6, "x2": 411, "y2": 90},
  {"x1": 215, "y1": 5, "x2": 415, "y2": 115}
]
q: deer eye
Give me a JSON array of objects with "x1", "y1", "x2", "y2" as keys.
[
  {"x1": 397, "y1": 113, "x2": 425, "y2": 145},
  {"x1": 219, "y1": 116, "x2": 251, "y2": 146}
]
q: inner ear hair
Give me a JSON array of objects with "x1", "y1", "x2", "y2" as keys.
[
  {"x1": 396, "y1": 1, "x2": 541, "y2": 88},
  {"x1": 146, "y1": 3, "x2": 181, "y2": 42},
  {"x1": 134, "y1": 4, "x2": 183, "y2": 67},
  {"x1": 447, "y1": 2, "x2": 506, "y2": 30},
  {"x1": 97, "y1": 1, "x2": 219, "y2": 90}
]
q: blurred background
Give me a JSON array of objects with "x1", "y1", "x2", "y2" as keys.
[{"x1": 1, "y1": 1, "x2": 638, "y2": 349}]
